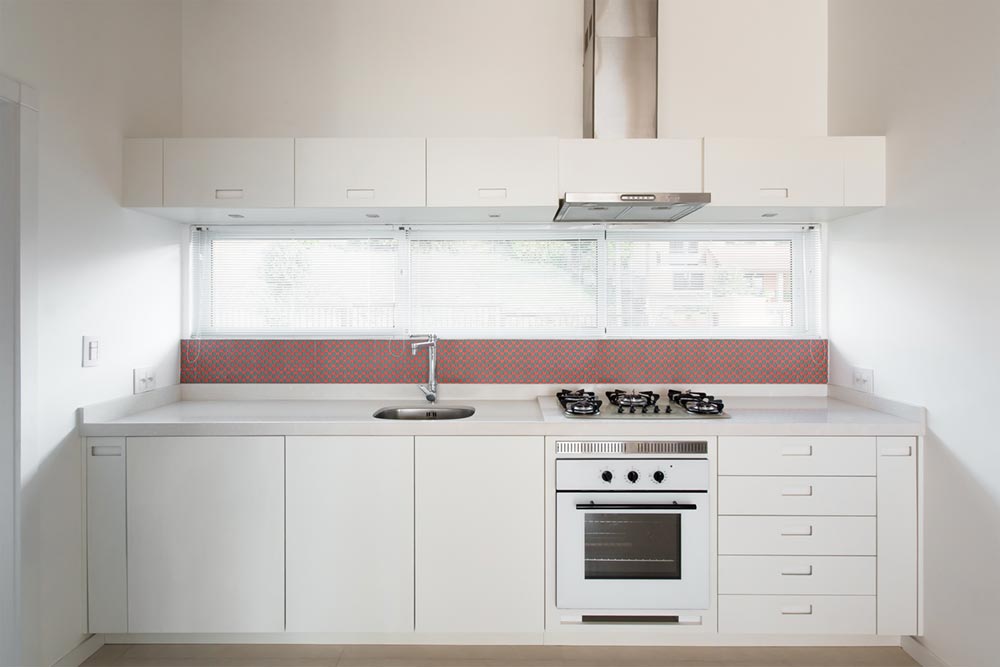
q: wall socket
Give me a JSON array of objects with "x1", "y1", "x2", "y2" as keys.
[
  {"x1": 133, "y1": 367, "x2": 157, "y2": 394},
  {"x1": 851, "y1": 367, "x2": 874, "y2": 393}
]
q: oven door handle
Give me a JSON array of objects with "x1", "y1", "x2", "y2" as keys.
[{"x1": 574, "y1": 503, "x2": 699, "y2": 511}]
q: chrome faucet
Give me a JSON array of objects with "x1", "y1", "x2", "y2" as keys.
[{"x1": 410, "y1": 334, "x2": 438, "y2": 402}]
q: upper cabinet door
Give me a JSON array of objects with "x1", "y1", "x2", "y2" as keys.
[
  {"x1": 295, "y1": 138, "x2": 426, "y2": 207},
  {"x1": 426, "y1": 137, "x2": 558, "y2": 208},
  {"x1": 163, "y1": 138, "x2": 294, "y2": 207},
  {"x1": 559, "y1": 139, "x2": 703, "y2": 193},
  {"x1": 704, "y1": 137, "x2": 846, "y2": 207}
]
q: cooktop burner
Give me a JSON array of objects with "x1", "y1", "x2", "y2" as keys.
[{"x1": 556, "y1": 388, "x2": 728, "y2": 419}]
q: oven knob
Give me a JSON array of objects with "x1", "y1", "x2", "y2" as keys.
[
  {"x1": 653, "y1": 470, "x2": 665, "y2": 483},
  {"x1": 626, "y1": 470, "x2": 639, "y2": 483},
  {"x1": 601, "y1": 470, "x2": 613, "y2": 483}
]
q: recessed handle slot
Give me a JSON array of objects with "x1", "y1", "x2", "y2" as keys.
[
  {"x1": 477, "y1": 187, "x2": 507, "y2": 200},
  {"x1": 346, "y1": 188, "x2": 375, "y2": 200},
  {"x1": 781, "y1": 445, "x2": 813, "y2": 457},
  {"x1": 780, "y1": 605, "x2": 813, "y2": 615},
  {"x1": 214, "y1": 188, "x2": 244, "y2": 200},
  {"x1": 759, "y1": 187, "x2": 790, "y2": 199},
  {"x1": 781, "y1": 525, "x2": 814, "y2": 536},
  {"x1": 782, "y1": 485, "x2": 814, "y2": 496},
  {"x1": 91, "y1": 445, "x2": 123, "y2": 457},
  {"x1": 781, "y1": 565, "x2": 814, "y2": 576},
  {"x1": 880, "y1": 445, "x2": 912, "y2": 457}
]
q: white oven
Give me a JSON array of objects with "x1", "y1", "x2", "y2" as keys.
[{"x1": 555, "y1": 446, "x2": 710, "y2": 613}]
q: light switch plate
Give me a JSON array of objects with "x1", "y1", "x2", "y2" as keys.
[
  {"x1": 133, "y1": 367, "x2": 156, "y2": 394},
  {"x1": 82, "y1": 336, "x2": 100, "y2": 367},
  {"x1": 851, "y1": 367, "x2": 874, "y2": 393}
]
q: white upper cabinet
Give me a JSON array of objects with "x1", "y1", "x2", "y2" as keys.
[
  {"x1": 425, "y1": 137, "x2": 558, "y2": 219},
  {"x1": 558, "y1": 138, "x2": 703, "y2": 194},
  {"x1": 163, "y1": 138, "x2": 294, "y2": 208},
  {"x1": 690, "y1": 136, "x2": 886, "y2": 221},
  {"x1": 295, "y1": 138, "x2": 426, "y2": 208}
]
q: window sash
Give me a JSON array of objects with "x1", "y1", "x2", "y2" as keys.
[{"x1": 189, "y1": 226, "x2": 822, "y2": 339}]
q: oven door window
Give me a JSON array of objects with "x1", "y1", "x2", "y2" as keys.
[{"x1": 584, "y1": 512, "x2": 681, "y2": 580}]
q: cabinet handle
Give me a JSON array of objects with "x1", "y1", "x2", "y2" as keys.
[
  {"x1": 90, "y1": 445, "x2": 122, "y2": 457},
  {"x1": 215, "y1": 188, "x2": 244, "y2": 200},
  {"x1": 780, "y1": 605, "x2": 813, "y2": 615},
  {"x1": 346, "y1": 188, "x2": 375, "y2": 200},
  {"x1": 781, "y1": 525, "x2": 813, "y2": 536},
  {"x1": 880, "y1": 445, "x2": 912, "y2": 457},
  {"x1": 760, "y1": 187, "x2": 790, "y2": 199},
  {"x1": 781, "y1": 445, "x2": 813, "y2": 456},
  {"x1": 781, "y1": 565, "x2": 814, "y2": 576},
  {"x1": 478, "y1": 187, "x2": 507, "y2": 200},
  {"x1": 782, "y1": 485, "x2": 813, "y2": 496}
]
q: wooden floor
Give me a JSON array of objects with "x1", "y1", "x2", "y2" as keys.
[{"x1": 81, "y1": 644, "x2": 919, "y2": 667}]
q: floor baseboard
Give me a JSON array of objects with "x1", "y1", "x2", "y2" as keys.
[
  {"x1": 53, "y1": 634, "x2": 104, "y2": 667},
  {"x1": 902, "y1": 636, "x2": 948, "y2": 667}
]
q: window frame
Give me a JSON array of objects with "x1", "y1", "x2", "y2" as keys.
[{"x1": 187, "y1": 224, "x2": 824, "y2": 340}]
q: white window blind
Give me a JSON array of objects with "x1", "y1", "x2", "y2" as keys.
[
  {"x1": 191, "y1": 228, "x2": 401, "y2": 337},
  {"x1": 606, "y1": 229, "x2": 821, "y2": 337},
  {"x1": 189, "y1": 226, "x2": 822, "y2": 339},
  {"x1": 408, "y1": 232, "x2": 601, "y2": 334}
]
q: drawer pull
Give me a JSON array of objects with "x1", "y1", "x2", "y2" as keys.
[
  {"x1": 781, "y1": 445, "x2": 813, "y2": 456},
  {"x1": 478, "y1": 187, "x2": 508, "y2": 200},
  {"x1": 781, "y1": 565, "x2": 814, "y2": 576},
  {"x1": 782, "y1": 485, "x2": 813, "y2": 496},
  {"x1": 346, "y1": 188, "x2": 375, "y2": 200},
  {"x1": 214, "y1": 188, "x2": 244, "y2": 199},
  {"x1": 880, "y1": 445, "x2": 912, "y2": 457},
  {"x1": 90, "y1": 445, "x2": 122, "y2": 457},
  {"x1": 760, "y1": 187, "x2": 790, "y2": 199},
  {"x1": 780, "y1": 605, "x2": 813, "y2": 615},
  {"x1": 781, "y1": 525, "x2": 813, "y2": 536}
]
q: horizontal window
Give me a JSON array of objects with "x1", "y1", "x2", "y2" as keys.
[{"x1": 190, "y1": 226, "x2": 822, "y2": 339}]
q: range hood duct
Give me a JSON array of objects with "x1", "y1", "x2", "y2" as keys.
[
  {"x1": 583, "y1": 0, "x2": 658, "y2": 139},
  {"x1": 562, "y1": 0, "x2": 710, "y2": 223}
]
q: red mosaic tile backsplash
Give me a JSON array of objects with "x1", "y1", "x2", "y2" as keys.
[{"x1": 180, "y1": 339, "x2": 828, "y2": 384}]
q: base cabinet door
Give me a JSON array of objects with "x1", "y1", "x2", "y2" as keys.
[
  {"x1": 877, "y1": 437, "x2": 919, "y2": 635},
  {"x1": 286, "y1": 436, "x2": 414, "y2": 632},
  {"x1": 126, "y1": 436, "x2": 285, "y2": 633},
  {"x1": 415, "y1": 436, "x2": 544, "y2": 633}
]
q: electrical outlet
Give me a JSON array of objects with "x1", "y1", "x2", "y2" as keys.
[
  {"x1": 133, "y1": 367, "x2": 156, "y2": 394},
  {"x1": 851, "y1": 367, "x2": 874, "y2": 393},
  {"x1": 82, "y1": 336, "x2": 100, "y2": 367}
]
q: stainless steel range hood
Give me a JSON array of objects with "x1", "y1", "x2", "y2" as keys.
[
  {"x1": 555, "y1": 192, "x2": 711, "y2": 222},
  {"x1": 561, "y1": 0, "x2": 711, "y2": 223}
]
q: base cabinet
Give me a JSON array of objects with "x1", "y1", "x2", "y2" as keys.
[
  {"x1": 286, "y1": 436, "x2": 415, "y2": 632},
  {"x1": 415, "y1": 436, "x2": 544, "y2": 633},
  {"x1": 125, "y1": 436, "x2": 285, "y2": 633}
]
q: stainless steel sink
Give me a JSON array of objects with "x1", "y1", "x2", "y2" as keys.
[{"x1": 373, "y1": 405, "x2": 476, "y2": 420}]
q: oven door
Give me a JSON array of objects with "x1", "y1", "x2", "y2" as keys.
[{"x1": 556, "y1": 491, "x2": 709, "y2": 610}]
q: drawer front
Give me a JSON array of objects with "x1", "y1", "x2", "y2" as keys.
[
  {"x1": 719, "y1": 556, "x2": 875, "y2": 595},
  {"x1": 719, "y1": 516, "x2": 876, "y2": 556},
  {"x1": 163, "y1": 138, "x2": 295, "y2": 208},
  {"x1": 718, "y1": 476, "x2": 876, "y2": 516},
  {"x1": 719, "y1": 595, "x2": 876, "y2": 634},
  {"x1": 719, "y1": 437, "x2": 875, "y2": 476}
]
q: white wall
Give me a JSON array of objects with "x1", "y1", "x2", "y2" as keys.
[
  {"x1": 0, "y1": 2, "x2": 183, "y2": 665},
  {"x1": 180, "y1": 0, "x2": 584, "y2": 138},
  {"x1": 828, "y1": 1, "x2": 1000, "y2": 665},
  {"x1": 658, "y1": 0, "x2": 828, "y2": 138}
]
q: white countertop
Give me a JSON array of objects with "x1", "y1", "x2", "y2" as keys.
[{"x1": 80, "y1": 390, "x2": 925, "y2": 437}]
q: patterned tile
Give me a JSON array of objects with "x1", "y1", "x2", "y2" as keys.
[{"x1": 180, "y1": 339, "x2": 828, "y2": 384}]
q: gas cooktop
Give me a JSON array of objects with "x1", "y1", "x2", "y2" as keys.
[{"x1": 556, "y1": 389, "x2": 730, "y2": 420}]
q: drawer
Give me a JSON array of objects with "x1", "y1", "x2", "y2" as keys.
[
  {"x1": 718, "y1": 476, "x2": 875, "y2": 516},
  {"x1": 719, "y1": 556, "x2": 875, "y2": 595},
  {"x1": 719, "y1": 437, "x2": 875, "y2": 476},
  {"x1": 719, "y1": 595, "x2": 876, "y2": 634},
  {"x1": 719, "y1": 516, "x2": 876, "y2": 555}
]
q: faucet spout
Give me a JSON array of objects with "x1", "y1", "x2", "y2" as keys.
[{"x1": 409, "y1": 334, "x2": 438, "y2": 402}]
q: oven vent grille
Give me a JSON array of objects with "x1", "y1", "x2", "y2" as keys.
[{"x1": 556, "y1": 441, "x2": 708, "y2": 455}]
